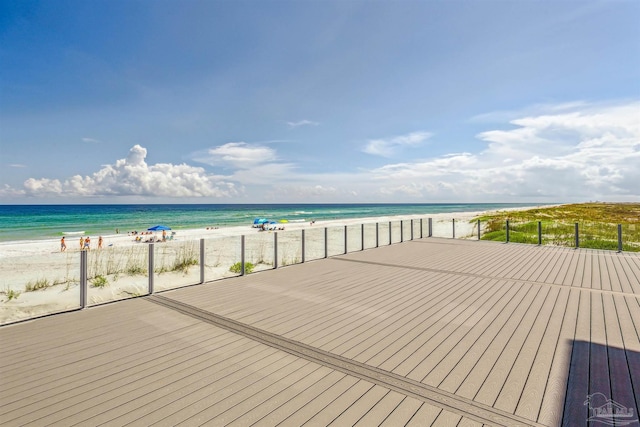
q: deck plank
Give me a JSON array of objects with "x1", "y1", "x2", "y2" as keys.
[{"x1": 1, "y1": 238, "x2": 638, "y2": 426}]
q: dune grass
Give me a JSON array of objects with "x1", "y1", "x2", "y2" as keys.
[{"x1": 475, "y1": 203, "x2": 640, "y2": 251}]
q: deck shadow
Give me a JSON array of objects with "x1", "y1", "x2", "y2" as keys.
[{"x1": 563, "y1": 340, "x2": 639, "y2": 426}]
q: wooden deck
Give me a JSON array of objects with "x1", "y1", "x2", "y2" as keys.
[{"x1": 1, "y1": 238, "x2": 639, "y2": 426}]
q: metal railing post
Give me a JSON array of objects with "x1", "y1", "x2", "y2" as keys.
[
  {"x1": 428, "y1": 218, "x2": 432, "y2": 237},
  {"x1": 324, "y1": 227, "x2": 328, "y2": 258},
  {"x1": 538, "y1": 221, "x2": 542, "y2": 245},
  {"x1": 376, "y1": 222, "x2": 379, "y2": 247},
  {"x1": 241, "y1": 235, "x2": 245, "y2": 275},
  {"x1": 411, "y1": 219, "x2": 414, "y2": 240},
  {"x1": 389, "y1": 221, "x2": 392, "y2": 244},
  {"x1": 400, "y1": 220, "x2": 404, "y2": 242},
  {"x1": 361, "y1": 224, "x2": 365, "y2": 250},
  {"x1": 618, "y1": 224, "x2": 623, "y2": 252},
  {"x1": 575, "y1": 223, "x2": 579, "y2": 248},
  {"x1": 477, "y1": 219, "x2": 481, "y2": 240},
  {"x1": 302, "y1": 229, "x2": 305, "y2": 263},
  {"x1": 148, "y1": 243, "x2": 154, "y2": 295},
  {"x1": 506, "y1": 220, "x2": 510, "y2": 243},
  {"x1": 200, "y1": 239, "x2": 205, "y2": 284},
  {"x1": 453, "y1": 219, "x2": 456, "y2": 239},
  {"x1": 274, "y1": 232, "x2": 278, "y2": 268},
  {"x1": 344, "y1": 225, "x2": 348, "y2": 254},
  {"x1": 420, "y1": 218, "x2": 423, "y2": 239},
  {"x1": 80, "y1": 250, "x2": 87, "y2": 308}
]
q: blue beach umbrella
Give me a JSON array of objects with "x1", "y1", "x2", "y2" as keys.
[
  {"x1": 148, "y1": 225, "x2": 171, "y2": 231},
  {"x1": 253, "y1": 218, "x2": 269, "y2": 225}
]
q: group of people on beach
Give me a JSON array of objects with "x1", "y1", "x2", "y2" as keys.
[
  {"x1": 133, "y1": 229, "x2": 170, "y2": 243},
  {"x1": 59, "y1": 236, "x2": 103, "y2": 252}
]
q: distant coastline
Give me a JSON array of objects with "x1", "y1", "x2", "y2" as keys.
[{"x1": 0, "y1": 203, "x2": 551, "y2": 244}]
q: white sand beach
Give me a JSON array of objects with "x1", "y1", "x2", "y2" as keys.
[{"x1": 0, "y1": 206, "x2": 548, "y2": 324}]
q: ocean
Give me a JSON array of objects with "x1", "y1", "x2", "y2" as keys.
[{"x1": 0, "y1": 203, "x2": 544, "y2": 243}]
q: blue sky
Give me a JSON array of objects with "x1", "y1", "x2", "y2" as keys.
[{"x1": 1, "y1": 0, "x2": 639, "y2": 204}]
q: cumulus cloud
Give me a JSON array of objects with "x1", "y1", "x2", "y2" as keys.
[
  {"x1": 363, "y1": 131, "x2": 432, "y2": 157},
  {"x1": 4, "y1": 101, "x2": 638, "y2": 203},
  {"x1": 370, "y1": 101, "x2": 640, "y2": 200},
  {"x1": 19, "y1": 145, "x2": 237, "y2": 198}
]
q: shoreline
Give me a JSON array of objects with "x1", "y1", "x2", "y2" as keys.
[
  {"x1": 0, "y1": 205, "x2": 555, "y2": 258},
  {"x1": 0, "y1": 204, "x2": 561, "y2": 324}
]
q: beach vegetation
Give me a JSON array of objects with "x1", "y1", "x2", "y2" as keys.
[
  {"x1": 3, "y1": 288, "x2": 21, "y2": 302},
  {"x1": 126, "y1": 264, "x2": 147, "y2": 275},
  {"x1": 475, "y1": 203, "x2": 640, "y2": 251},
  {"x1": 155, "y1": 242, "x2": 199, "y2": 274},
  {"x1": 91, "y1": 275, "x2": 108, "y2": 288},
  {"x1": 25, "y1": 278, "x2": 51, "y2": 292},
  {"x1": 229, "y1": 262, "x2": 254, "y2": 274},
  {"x1": 172, "y1": 243, "x2": 199, "y2": 273},
  {"x1": 171, "y1": 257, "x2": 198, "y2": 273}
]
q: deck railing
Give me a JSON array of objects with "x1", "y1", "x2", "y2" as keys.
[{"x1": 1, "y1": 217, "x2": 638, "y2": 325}]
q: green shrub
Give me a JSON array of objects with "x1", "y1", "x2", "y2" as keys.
[
  {"x1": 3, "y1": 288, "x2": 21, "y2": 301},
  {"x1": 172, "y1": 257, "x2": 198, "y2": 273},
  {"x1": 91, "y1": 275, "x2": 108, "y2": 288},
  {"x1": 229, "y1": 262, "x2": 254, "y2": 274},
  {"x1": 25, "y1": 278, "x2": 51, "y2": 292}
]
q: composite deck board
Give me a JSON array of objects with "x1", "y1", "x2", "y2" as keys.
[
  {"x1": 351, "y1": 391, "x2": 406, "y2": 426},
  {"x1": 537, "y1": 289, "x2": 580, "y2": 427},
  {"x1": 545, "y1": 249, "x2": 572, "y2": 286},
  {"x1": 452, "y1": 289, "x2": 549, "y2": 406},
  {"x1": 377, "y1": 396, "x2": 423, "y2": 426},
  {"x1": 1, "y1": 326, "x2": 247, "y2": 414},
  {"x1": 602, "y1": 295, "x2": 637, "y2": 422},
  {"x1": 403, "y1": 281, "x2": 531, "y2": 384},
  {"x1": 494, "y1": 286, "x2": 562, "y2": 414},
  {"x1": 355, "y1": 277, "x2": 495, "y2": 367},
  {"x1": 562, "y1": 291, "x2": 591, "y2": 426},
  {"x1": 243, "y1": 371, "x2": 348, "y2": 426},
  {"x1": 338, "y1": 276, "x2": 487, "y2": 362},
  {"x1": 402, "y1": 402, "x2": 442, "y2": 426},
  {"x1": 527, "y1": 246, "x2": 561, "y2": 283},
  {"x1": 615, "y1": 295, "x2": 640, "y2": 415},
  {"x1": 589, "y1": 293, "x2": 611, "y2": 401},
  {"x1": 622, "y1": 255, "x2": 640, "y2": 294},
  {"x1": 604, "y1": 253, "x2": 624, "y2": 293},
  {"x1": 1, "y1": 238, "x2": 638, "y2": 426},
  {"x1": 429, "y1": 283, "x2": 539, "y2": 391},
  {"x1": 514, "y1": 287, "x2": 570, "y2": 421},
  {"x1": 376, "y1": 279, "x2": 509, "y2": 375}
]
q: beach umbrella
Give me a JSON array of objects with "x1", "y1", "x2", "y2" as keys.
[
  {"x1": 253, "y1": 218, "x2": 269, "y2": 225},
  {"x1": 148, "y1": 225, "x2": 171, "y2": 231}
]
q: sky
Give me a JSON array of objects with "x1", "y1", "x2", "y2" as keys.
[{"x1": 1, "y1": 0, "x2": 639, "y2": 204}]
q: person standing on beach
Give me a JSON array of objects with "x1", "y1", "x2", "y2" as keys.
[
  {"x1": 80, "y1": 237, "x2": 84, "y2": 250},
  {"x1": 85, "y1": 236, "x2": 91, "y2": 251},
  {"x1": 98, "y1": 236, "x2": 103, "y2": 249},
  {"x1": 60, "y1": 237, "x2": 66, "y2": 252}
]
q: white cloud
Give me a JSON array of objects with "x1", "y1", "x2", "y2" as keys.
[
  {"x1": 4, "y1": 101, "x2": 638, "y2": 203},
  {"x1": 286, "y1": 120, "x2": 319, "y2": 128},
  {"x1": 363, "y1": 131, "x2": 432, "y2": 157},
  {"x1": 18, "y1": 145, "x2": 238, "y2": 198},
  {"x1": 8, "y1": 164, "x2": 26, "y2": 168},
  {"x1": 197, "y1": 142, "x2": 277, "y2": 169},
  {"x1": 82, "y1": 137, "x2": 100, "y2": 143},
  {"x1": 369, "y1": 101, "x2": 640, "y2": 200}
]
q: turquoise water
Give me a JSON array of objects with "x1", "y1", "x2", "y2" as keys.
[{"x1": 0, "y1": 203, "x2": 544, "y2": 243}]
